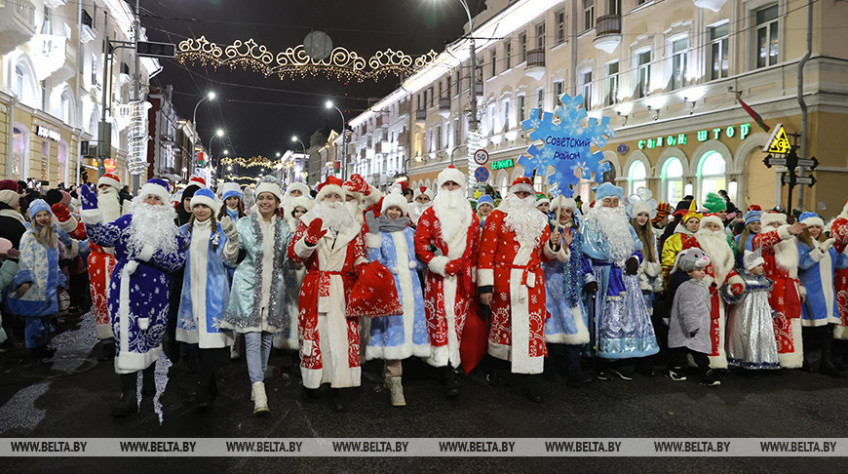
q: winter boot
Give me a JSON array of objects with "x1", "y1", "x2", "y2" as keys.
[
  {"x1": 98, "y1": 339, "x2": 115, "y2": 361},
  {"x1": 521, "y1": 374, "x2": 544, "y2": 403},
  {"x1": 387, "y1": 376, "x2": 406, "y2": 407},
  {"x1": 542, "y1": 354, "x2": 558, "y2": 383},
  {"x1": 112, "y1": 374, "x2": 138, "y2": 417},
  {"x1": 565, "y1": 345, "x2": 592, "y2": 388},
  {"x1": 820, "y1": 326, "x2": 845, "y2": 378},
  {"x1": 444, "y1": 366, "x2": 462, "y2": 399},
  {"x1": 330, "y1": 388, "x2": 346, "y2": 412},
  {"x1": 251, "y1": 381, "x2": 270, "y2": 417}
]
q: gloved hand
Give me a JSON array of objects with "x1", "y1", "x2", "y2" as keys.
[
  {"x1": 50, "y1": 203, "x2": 72, "y2": 222},
  {"x1": 124, "y1": 260, "x2": 139, "y2": 275},
  {"x1": 304, "y1": 218, "x2": 327, "y2": 245},
  {"x1": 731, "y1": 283, "x2": 745, "y2": 295},
  {"x1": 365, "y1": 211, "x2": 380, "y2": 235},
  {"x1": 221, "y1": 216, "x2": 238, "y2": 241},
  {"x1": 444, "y1": 259, "x2": 462, "y2": 276},
  {"x1": 821, "y1": 238, "x2": 836, "y2": 252},
  {"x1": 689, "y1": 328, "x2": 700, "y2": 338},
  {"x1": 5, "y1": 248, "x2": 20, "y2": 260},
  {"x1": 625, "y1": 257, "x2": 639, "y2": 275},
  {"x1": 79, "y1": 185, "x2": 98, "y2": 210},
  {"x1": 138, "y1": 318, "x2": 150, "y2": 331},
  {"x1": 584, "y1": 281, "x2": 599, "y2": 294}
]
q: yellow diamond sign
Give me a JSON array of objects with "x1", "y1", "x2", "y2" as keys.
[{"x1": 764, "y1": 123, "x2": 792, "y2": 154}]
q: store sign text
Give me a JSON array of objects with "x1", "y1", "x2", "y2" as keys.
[
  {"x1": 492, "y1": 159, "x2": 514, "y2": 170},
  {"x1": 37, "y1": 126, "x2": 60, "y2": 142},
  {"x1": 638, "y1": 123, "x2": 751, "y2": 150},
  {"x1": 544, "y1": 135, "x2": 591, "y2": 161}
]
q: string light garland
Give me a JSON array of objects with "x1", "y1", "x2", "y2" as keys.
[
  {"x1": 177, "y1": 36, "x2": 438, "y2": 82},
  {"x1": 220, "y1": 155, "x2": 279, "y2": 168}
]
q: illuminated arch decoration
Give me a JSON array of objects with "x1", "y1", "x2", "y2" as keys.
[
  {"x1": 221, "y1": 155, "x2": 278, "y2": 169},
  {"x1": 177, "y1": 36, "x2": 439, "y2": 82}
]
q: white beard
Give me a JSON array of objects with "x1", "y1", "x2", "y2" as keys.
[
  {"x1": 99, "y1": 188, "x2": 122, "y2": 223},
  {"x1": 774, "y1": 236, "x2": 800, "y2": 278},
  {"x1": 409, "y1": 201, "x2": 431, "y2": 224},
  {"x1": 583, "y1": 205, "x2": 635, "y2": 266},
  {"x1": 127, "y1": 202, "x2": 179, "y2": 257},
  {"x1": 695, "y1": 228, "x2": 734, "y2": 285},
  {"x1": 433, "y1": 188, "x2": 472, "y2": 244},
  {"x1": 309, "y1": 201, "x2": 356, "y2": 231},
  {"x1": 344, "y1": 199, "x2": 364, "y2": 224},
  {"x1": 501, "y1": 194, "x2": 547, "y2": 248}
]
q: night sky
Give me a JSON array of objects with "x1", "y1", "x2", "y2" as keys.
[{"x1": 139, "y1": 0, "x2": 484, "y2": 160}]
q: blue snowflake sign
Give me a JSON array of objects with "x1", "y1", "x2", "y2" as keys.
[{"x1": 519, "y1": 93, "x2": 615, "y2": 197}]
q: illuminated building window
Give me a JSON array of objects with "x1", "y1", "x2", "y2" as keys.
[
  {"x1": 627, "y1": 160, "x2": 647, "y2": 195},
  {"x1": 662, "y1": 157, "x2": 684, "y2": 205},
  {"x1": 698, "y1": 151, "x2": 726, "y2": 202}
]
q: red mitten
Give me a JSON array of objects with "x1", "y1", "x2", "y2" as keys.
[
  {"x1": 305, "y1": 218, "x2": 327, "y2": 245},
  {"x1": 51, "y1": 203, "x2": 72, "y2": 222},
  {"x1": 444, "y1": 259, "x2": 462, "y2": 276},
  {"x1": 731, "y1": 283, "x2": 744, "y2": 295}
]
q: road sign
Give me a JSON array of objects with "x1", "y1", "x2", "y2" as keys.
[
  {"x1": 763, "y1": 155, "x2": 786, "y2": 168},
  {"x1": 796, "y1": 157, "x2": 819, "y2": 169},
  {"x1": 473, "y1": 149, "x2": 489, "y2": 165},
  {"x1": 137, "y1": 41, "x2": 176, "y2": 58},
  {"x1": 763, "y1": 124, "x2": 792, "y2": 154},
  {"x1": 475, "y1": 167, "x2": 489, "y2": 182},
  {"x1": 782, "y1": 174, "x2": 816, "y2": 187}
]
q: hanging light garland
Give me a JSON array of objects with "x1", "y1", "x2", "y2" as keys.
[
  {"x1": 177, "y1": 36, "x2": 438, "y2": 83},
  {"x1": 220, "y1": 155, "x2": 279, "y2": 168}
]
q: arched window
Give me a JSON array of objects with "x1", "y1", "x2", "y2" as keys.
[
  {"x1": 12, "y1": 126, "x2": 29, "y2": 180},
  {"x1": 14, "y1": 66, "x2": 26, "y2": 98},
  {"x1": 662, "y1": 158, "x2": 684, "y2": 206},
  {"x1": 627, "y1": 161, "x2": 647, "y2": 195},
  {"x1": 698, "y1": 151, "x2": 726, "y2": 202}
]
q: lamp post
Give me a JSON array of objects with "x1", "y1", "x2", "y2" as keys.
[
  {"x1": 292, "y1": 135, "x2": 308, "y2": 184},
  {"x1": 457, "y1": 0, "x2": 478, "y2": 195},
  {"x1": 209, "y1": 128, "x2": 224, "y2": 185},
  {"x1": 191, "y1": 91, "x2": 216, "y2": 176},
  {"x1": 325, "y1": 101, "x2": 347, "y2": 180}
]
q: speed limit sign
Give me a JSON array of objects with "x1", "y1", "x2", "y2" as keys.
[{"x1": 473, "y1": 149, "x2": 489, "y2": 165}]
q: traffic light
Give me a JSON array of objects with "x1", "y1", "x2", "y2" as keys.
[{"x1": 136, "y1": 41, "x2": 176, "y2": 58}]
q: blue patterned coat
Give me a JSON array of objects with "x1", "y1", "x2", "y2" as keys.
[
  {"x1": 86, "y1": 215, "x2": 186, "y2": 374},
  {"x1": 798, "y1": 241, "x2": 848, "y2": 327},
  {"x1": 543, "y1": 227, "x2": 593, "y2": 345},
  {"x1": 364, "y1": 227, "x2": 430, "y2": 360},
  {"x1": 7, "y1": 228, "x2": 64, "y2": 317}
]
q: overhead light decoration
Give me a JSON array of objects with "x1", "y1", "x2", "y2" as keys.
[
  {"x1": 220, "y1": 155, "x2": 284, "y2": 168},
  {"x1": 177, "y1": 36, "x2": 438, "y2": 83}
]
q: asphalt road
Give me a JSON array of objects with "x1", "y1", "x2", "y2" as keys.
[{"x1": 1, "y1": 313, "x2": 847, "y2": 473}]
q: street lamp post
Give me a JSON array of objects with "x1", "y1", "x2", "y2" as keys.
[
  {"x1": 292, "y1": 135, "x2": 308, "y2": 184},
  {"x1": 325, "y1": 101, "x2": 347, "y2": 180},
  {"x1": 191, "y1": 91, "x2": 216, "y2": 176},
  {"x1": 209, "y1": 128, "x2": 224, "y2": 185},
  {"x1": 453, "y1": 0, "x2": 478, "y2": 195}
]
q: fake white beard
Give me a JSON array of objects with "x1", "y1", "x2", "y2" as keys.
[
  {"x1": 695, "y1": 228, "x2": 734, "y2": 285},
  {"x1": 127, "y1": 202, "x2": 179, "y2": 256},
  {"x1": 502, "y1": 194, "x2": 547, "y2": 248},
  {"x1": 409, "y1": 201, "x2": 431, "y2": 223},
  {"x1": 344, "y1": 200, "x2": 364, "y2": 223},
  {"x1": 310, "y1": 200, "x2": 356, "y2": 230},
  {"x1": 433, "y1": 188, "x2": 472, "y2": 244},
  {"x1": 774, "y1": 236, "x2": 800, "y2": 276},
  {"x1": 98, "y1": 188, "x2": 122, "y2": 223},
  {"x1": 584, "y1": 205, "x2": 635, "y2": 266}
]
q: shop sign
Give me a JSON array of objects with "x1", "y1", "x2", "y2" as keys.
[
  {"x1": 36, "y1": 126, "x2": 61, "y2": 142},
  {"x1": 104, "y1": 159, "x2": 117, "y2": 173},
  {"x1": 637, "y1": 123, "x2": 751, "y2": 150},
  {"x1": 491, "y1": 159, "x2": 514, "y2": 170}
]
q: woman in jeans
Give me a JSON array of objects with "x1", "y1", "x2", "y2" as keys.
[{"x1": 221, "y1": 180, "x2": 291, "y2": 416}]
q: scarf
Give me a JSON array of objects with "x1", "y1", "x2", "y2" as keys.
[{"x1": 376, "y1": 215, "x2": 410, "y2": 233}]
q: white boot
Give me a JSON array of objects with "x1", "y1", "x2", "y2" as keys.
[
  {"x1": 387, "y1": 376, "x2": 406, "y2": 407},
  {"x1": 252, "y1": 381, "x2": 269, "y2": 416}
]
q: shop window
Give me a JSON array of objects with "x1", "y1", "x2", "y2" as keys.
[
  {"x1": 698, "y1": 151, "x2": 726, "y2": 202},
  {"x1": 58, "y1": 141, "x2": 69, "y2": 185},
  {"x1": 662, "y1": 158, "x2": 684, "y2": 206},
  {"x1": 12, "y1": 126, "x2": 28, "y2": 180},
  {"x1": 755, "y1": 5, "x2": 779, "y2": 69},
  {"x1": 628, "y1": 161, "x2": 647, "y2": 195}
]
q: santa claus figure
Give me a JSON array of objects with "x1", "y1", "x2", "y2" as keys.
[
  {"x1": 409, "y1": 186, "x2": 434, "y2": 226},
  {"x1": 478, "y1": 177, "x2": 553, "y2": 402},
  {"x1": 682, "y1": 214, "x2": 746, "y2": 369},
  {"x1": 288, "y1": 176, "x2": 367, "y2": 412},
  {"x1": 752, "y1": 211, "x2": 807, "y2": 368},
  {"x1": 80, "y1": 179, "x2": 185, "y2": 417},
  {"x1": 414, "y1": 166, "x2": 480, "y2": 398},
  {"x1": 343, "y1": 174, "x2": 382, "y2": 229},
  {"x1": 831, "y1": 200, "x2": 848, "y2": 345}
]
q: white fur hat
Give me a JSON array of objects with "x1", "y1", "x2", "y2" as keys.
[
  {"x1": 97, "y1": 172, "x2": 121, "y2": 191},
  {"x1": 760, "y1": 211, "x2": 787, "y2": 227},
  {"x1": 799, "y1": 211, "x2": 824, "y2": 229},
  {"x1": 413, "y1": 186, "x2": 434, "y2": 200},
  {"x1": 190, "y1": 188, "x2": 220, "y2": 213},
  {"x1": 744, "y1": 249, "x2": 765, "y2": 271},
  {"x1": 286, "y1": 182, "x2": 310, "y2": 197},
  {"x1": 255, "y1": 182, "x2": 282, "y2": 202},
  {"x1": 139, "y1": 178, "x2": 171, "y2": 205},
  {"x1": 700, "y1": 215, "x2": 725, "y2": 230},
  {"x1": 315, "y1": 175, "x2": 346, "y2": 203},
  {"x1": 436, "y1": 166, "x2": 466, "y2": 190},
  {"x1": 289, "y1": 195, "x2": 314, "y2": 213},
  {"x1": 381, "y1": 191, "x2": 409, "y2": 216},
  {"x1": 550, "y1": 196, "x2": 577, "y2": 213}
]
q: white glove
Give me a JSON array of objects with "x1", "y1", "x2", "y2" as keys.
[
  {"x1": 124, "y1": 260, "x2": 139, "y2": 275},
  {"x1": 138, "y1": 317, "x2": 149, "y2": 331},
  {"x1": 136, "y1": 244, "x2": 155, "y2": 262},
  {"x1": 821, "y1": 238, "x2": 836, "y2": 252},
  {"x1": 221, "y1": 216, "x2": 238, "y2": 241}
]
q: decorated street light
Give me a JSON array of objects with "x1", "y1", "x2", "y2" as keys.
[{"x1": 325, "y1": 100, "x2": 347, "y2": 180}]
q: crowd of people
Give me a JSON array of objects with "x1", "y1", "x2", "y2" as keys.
[{"x1": 2, "y1": 168, "x2": 848, "y2": 418}]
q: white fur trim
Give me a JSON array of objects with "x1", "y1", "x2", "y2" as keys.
[
  {"x1": 136, "y1": 244, "x2": 155, "y2": 262},
  {"x1": 809, "y1": 248, "x2": 825, "y2": 263},
  {"x1": 702, "y1": 275, "x2": 715, "y2": 287},
  {"x1": 97, "y1": 174, "x2": 121, "y2": 190},
  {"x1": 551, "y1": 196, "x2": 577, "y2": 213},
  {"x1": 436, "y1": 167, "x2": 466, "y2": 189},
  {"x1": 700, "y1": 215, "x2": 724, "y2": 229},
  {"x1": 381, "y1": 192, "x2": 409, "y2": 216},
  {"x1": 761, "y1": 212, "x2": 787, "y2": 228},
  {"x1": 190, "y1": 194, "x2": 220, "y2": 214},
  {"x1": 139, "y1": 182, "x2": 171, "y2": 205},
  {"x1": 777, "y1": 224, "x2": 793, "y2": 241},
  {"x1": 545, "y1": 304, "x2": 590, "y2": 345},
  {"x1": 285, "y1": 182, "x2": 310, "y2": 197},
  {"x1": 510, "y1": 183, "x2": 535, "y2": 194},
  {"x1": 631, "y1": 202, "x2": 652, "y2": 218},
  {"x1": 428, "y1": 255, "x2": 449, "y2": 277},
  {"x1": 728, "y1": 274, "x2": 745, "y2": 288},
  {"x1": 801, "y1": 216, "x2": 824, "y2": 228},
  {"x1": 543, "y1": 242, "x2": 558, "y2": 260},
  {"x1": 294, "y1": 237, "x2": 316, "y2": 259},
  {"x1": 80, "y1": 208, "x2": 102, "y2": 225},
  {"x1": 799, "y1": 285, "x2": 807, "y2": 297},
  {"x1": 557, "y1": 247, "x2": 571, "y2": 263},
  {"x1": 96, "y1": 323, "x2": 113, "y2": 340},
  {"x1": 59, "y1": 215, "x2": 78, "y2": 233},
  {"x1": 778, "y1": 319, "x2": 804, "y2": 368},
  {"x1": 478, "y1": 268, "x2": 494, "y2": 287},
  {"x1": 315, "y1": 184, "x2": 345, "y2": 203},
  {"x1": 834, "y1": 325, "x2": 848, "y2": 340},
  {"x1": 365, "y1": 232, "x2": 382, "y2": 248},
  {"x1": 255, "y1": 182, "x2": 282, "y2": 202}
]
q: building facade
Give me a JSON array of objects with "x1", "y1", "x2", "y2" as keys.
[
  {"x1": 0, "y1": 0, "x2": 160, "y2": 187},
  {"x1": 347, "y1": 0, "x2": 848, "y2": 216}
]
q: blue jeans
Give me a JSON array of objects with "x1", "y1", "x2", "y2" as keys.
[{"x1": 244, "y1": 332, "x2": 273, "y2": 383}]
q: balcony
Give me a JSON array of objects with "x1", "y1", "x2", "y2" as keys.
[
  {"x1": 80, "y1": 10, "x2": 96, "y2": 44},
  {"x1": 398, "y1": 130, "x2": 410, "y2": 147},
  {"x1": 376, "y1": 114, "x2": 389, "y2": 128},
  {"x1": 0, "y1": 0, "x2": 37, "y2": 55},
  {"x1": 415, "y1": 108, "x2": 426, "y2": 122},
  {"x1": 693, "y1": 0, "x2": 727, "y2": 12},
  {"x1": 375, "y1": 142, "x2": 382, "y2": 154},
  {"x1": 29, "y1": 34, "x2": 67, "y2": 81},
  {"x1": 525, "y1": 48, "x2": 545, "y2": 80},
  {"x1": 398, "y1": 100, "x2": 411, "y2": 117},
  {"x1": 593, "y1": 15, "x2": 622, "y2": 53},
  {"x1": 439, "y1": 97, "x2": 451, "y2": 118}
]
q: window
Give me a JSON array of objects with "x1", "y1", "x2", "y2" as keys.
[
  {"x1": 709, "y1": 23, "x2": 729, "y2": 80},
  {"x1": 429, "y1": 87, "x2": 434, "y2": 108},
  {"x1": 536, "y1": 88, "x2": 545, "y2": 111},
  {"x1": 663, "y1": 158, "x2": 684, "y2": 205},
  {"x1": 609, "y1": 0, "x2": 621, "y2": 16},
  {"x1": 60, "y1": 92, "x2": 71, "y2": 123},
  {"x1": 536, "y1": 22, "x2": 546, "y2": 49},
  {"x1": 756, "y1": 5, "x2": 779, "y2": 68},
  {"x1": 447, "y1": 76, "x2": 452, "y2": 96},
  {"x1": 91, "y1": 54, "x2": 98, "y2": 86},
  {"x1": 554, "y1": 80, "x2": 564, "y2": 101},
  {"x1": 580, "y1": 71, "x2": 593, "y2": 110},
  {"x1": 698, "y1": 151, "x2": 726, "y2": 202},
  {"x1": 628, "y1": 161, "x2": 647, "y2": 195},
  {"x1": 491, "y1": 50, "x2": 496, "y2": 77},
  {"x1": 605, "y1": 61, "x2": 619, "y2": 105},
  {"x1": 488, "y1": 104, "x2": 496, "y2": 134},
  {"x1": 520, "y1": 33, "x2": 527, "y2": 62},
  {"x1": 504, "y1": 40, "x2": 512, "y2": 69},
  {"x1": 584, "y1": 0, "x2": 595, "y2": 31},
  {"x1": 518, "y1": 95, "x2": 526, "y2": 122},
  {"x1": 635, "y1": 50, "x2": 651, "y2": 98},
  {"x1": 436, "y1": 125, "x2": 441, "y2": 150},
  {"x1": 670, "y1": 37, "x2": 688, "y2": 90},
  {"x1": 555, "y1": 10, "x2": 566, "y2": 44},
  {"x1": 14, "y1": 66, "x2": 25, "y2": 98},
  {"x1": 503, "y1": 100, "x2": 510, "y2": 131}
]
